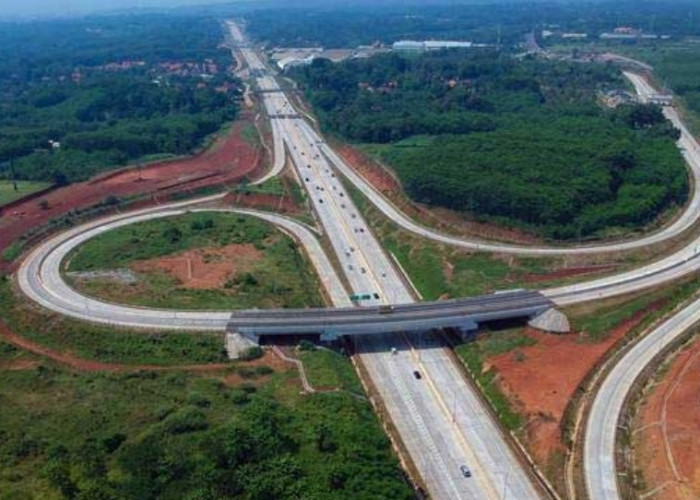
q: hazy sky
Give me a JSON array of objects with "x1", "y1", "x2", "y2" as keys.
[{"x1": 0, "y1": 0, "x2": 243, "y2": 19}]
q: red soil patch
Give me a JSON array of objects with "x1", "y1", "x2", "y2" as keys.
[
  {"x1": 634, "y1": 338, "x2": 700, "y2": 499},
  {"x1": 519, "y1": 265, "x2": 618, "y2": 284},
  {"x1": 0, "y1": 120, "x2": 263, "y2": 273},
  {"x1": 334, "y1": 144, "x2": 400, "y2": 194},
  {"x1": 488, "y1": 308, "x2": 658, "y2": 464},
  {"x1": 131, "y1": 244, "x2": 263, "y2": 289}
]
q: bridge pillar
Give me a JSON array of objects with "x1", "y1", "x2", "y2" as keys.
[
  {"x1": 455, "y1": 319, "x2": 479, "y2": 341},
  {"x1": 225, "y1": 331, "x2": 260, "y2": 359}
]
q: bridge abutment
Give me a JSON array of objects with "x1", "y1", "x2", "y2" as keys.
[{"x1": 225, "y1": 331, "x2": 260, "y2": 359}]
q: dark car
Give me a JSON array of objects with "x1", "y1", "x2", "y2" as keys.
[
  {"x1": 460, "y1": 465, "x2": 471, "y2": 478},
  {"x1": 413, "y1": 370, "x2": 422, "y2": 380}
]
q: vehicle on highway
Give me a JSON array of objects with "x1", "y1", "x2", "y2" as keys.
[
  {"x1": 379, "y1": 304, "x2": 393, "y2": 314},
  {"x1": 413, "y1": 370, "x2": 422, "y2": 380},
  {"x1": 460, "y1": 465, "x2": 472, "y2": 478}
]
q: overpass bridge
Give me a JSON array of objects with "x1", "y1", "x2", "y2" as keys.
[{"x1": 228, "y1": 290, "x2": 554, "y2": 342}]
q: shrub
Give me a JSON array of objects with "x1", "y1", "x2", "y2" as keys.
[
  {"x1": 161, "y1": 406, "x2": 209, "y2": 435},
  {"x1": 239, "y1": 346, "x2": 264, "y2": 361},
  {"x1": 298, "y1": 340, "x2": 316, "y2": 351}
]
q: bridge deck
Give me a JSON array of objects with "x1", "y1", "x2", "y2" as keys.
[{"x1": 228, "y1": 291, "x2": 553, "y2": 336}]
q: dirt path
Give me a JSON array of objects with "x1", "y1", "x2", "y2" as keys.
[{"x1": 633, "y1": 337, "x2": 700, "y2": 500}]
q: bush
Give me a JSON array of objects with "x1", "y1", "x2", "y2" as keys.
[
  {"x1": 298, "y1": 340, "x2": 317, "y2": 351},
  {"x1": 239, "y1": 346, "x2": 264, "y2": 361},
  {"x1": 254, "y1": 365, "x2": 274, "y2": 376},
  {"x1": 161, "y1": 406, "x2": 209, "y2": 435}
]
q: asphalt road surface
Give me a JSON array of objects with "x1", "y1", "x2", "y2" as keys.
[
  {"x1": 17, "y1": 22, "x2": 700, "y2": 500},
  {"x1": 319, "y1": 73, "x2": 700, "y2": 257},
  {"x1": 229, "y1": 21, "x2": 544, "y2": 499}
]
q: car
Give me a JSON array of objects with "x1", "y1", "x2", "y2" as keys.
[
  {"x1": 413, "y1": 370, "x2": 422, "y2": 380},
  {"x1": 460, "y1": 465, "x2": 472, "y2": 478}
]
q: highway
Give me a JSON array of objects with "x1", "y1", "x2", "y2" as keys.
[
  {"x1": 15, "y1": 21, "x2": 700, "y2": 500},
  {"x1": 316, "y1": 73, "x2": 700, "y2": 257},
  {"x1": 18, "y1": 196, "x2": 352, "y2": 330},
  {"x1": 229, "y1": 20, "x2": 544, "y2": 499},
  {"x1": 584, "y1": 294, "x2": 700, "y2": 500}
]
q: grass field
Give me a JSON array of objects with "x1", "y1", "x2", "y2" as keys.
[
  {"x1": 65, "y1": 212, "x2": 324, "y2": 310},
  {"x1": 299, "y1": 348, "x2": 364, "y2": 394},
  {"x1": 0, "y1": 278, "x2": 227, "y2": 366},
  {"x1": 0, "y1": 180, "x2": 51, "y2": 207},
  {"x1": 0, "y1": 339, "x2": 411, "y2": 499},
  {"x1": 455, "y1": 331, "x2": 528, "y2": 431},
  {"x1": 345, "y1": 182, "x2": 627, "y2": 300}
]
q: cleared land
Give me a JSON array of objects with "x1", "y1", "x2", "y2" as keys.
[
  {"x1": 0, "y1": 180, "x2": 51, "y2": 207},
  {"x1": 454, "y1": 276, "x2": 700, "y2": 496},
  {"x1": 0, "y1": 120, "x2": 261, "y2": 270},
  {"x1": 0, "y1": 337, "x2": 411, "y2": 499},
  {"x1": 65, "y1": 212, "x2": 324, "y2": 310},
  {"x1": 632, "y1": 336, "x2": 700, "y2": 499}
]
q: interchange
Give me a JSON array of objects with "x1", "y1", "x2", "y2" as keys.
[{"x1": 12, "y1": 19, "x2": 700, "y2": 500}]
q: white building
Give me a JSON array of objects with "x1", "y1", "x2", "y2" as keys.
[{"x1": 393, "y1": 40, "x2": 473, "y2": 52}]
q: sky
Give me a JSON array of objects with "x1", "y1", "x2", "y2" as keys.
[{"x1": 0, "y1": 0, "x2": 246, "y2": 19}]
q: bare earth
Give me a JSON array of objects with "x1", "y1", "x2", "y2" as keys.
[
  {"x1": 487, "y1": 310, "x2": 656, "y2": 465},
  {"x1": 633, "y1": 337, "x2": 700, "y2": 500},
  {"x1": 0, "y1": 120, "x2": 262, "y2": 273},
  {"x1": 130, "y1": 244, "x2": 263, "y2": 289}
]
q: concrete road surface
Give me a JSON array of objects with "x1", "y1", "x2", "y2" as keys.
[
  {"x1": 227, "y1": 21, "x2": 544, "y2": 499},
  {"x1": 584, "y1": 293, "x2": 700, "y2": 500},
  {"x1": 18, "y1": 197, "x2": 351, "y2": 330},
  {"x1": 20, "y1": 21, "x2": 700, "y2": 500}
]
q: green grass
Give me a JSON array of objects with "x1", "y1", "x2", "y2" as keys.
[
  {"x1": 0, "y1": 341, "x2": 411, "y2": 499},
  {"x1": 455, "y1": 337, "x2": 526, "y2": 431},
  {"x1": 476, "y1": 328, "x2": 538, "y2": 357},
  {"x1": 300, "y1": 349, "x2": 364, "y2": 394},
  {"x1": 232, "y1": 176, "x2": 286, "y2": 197},
  {"x1": 0, "y1": 278, "x2": 227, "y2": 366},
  {"x1": 65, "y1": 212, "x2": 324, "y2": 310},
  {"x1": 344, "y1": 179, "x2": 625, "y2": 299},
  {"x1": 240, "y1": 122, "x2": 261, "y2": 146},
  {"x1": 1, "y1": 240, "x2": 24, "y2": 262},
  {"x1": 570, "y1": 276, "x2": 700, "y2": 342},
  {"x1": 0, "y1": 180, "x2": 51, "y2": 207}
]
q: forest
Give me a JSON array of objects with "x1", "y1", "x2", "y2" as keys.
[
  {"x1": 291, "y1": 52, "x2": 686, "y2": 239},
  {"x1": 245, "y1": 1, "x2": 700, "y2": 49},
  {"x1": 0, "y1": 14, "x2": 240, "y2": 185}
]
